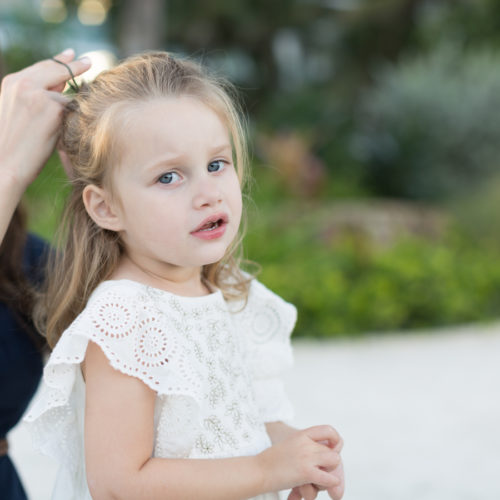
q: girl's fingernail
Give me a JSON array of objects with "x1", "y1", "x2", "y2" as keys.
[
  {"x1": 61, "y1": 48, "x2": 74, "y2": 56},
  {"x1": 78, "y1": 56, "x2": 91, "y2": 65}
]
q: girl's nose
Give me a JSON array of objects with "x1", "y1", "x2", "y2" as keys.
[{"x1": 192, "y1": 176, "x2": 222, "y2": 209}]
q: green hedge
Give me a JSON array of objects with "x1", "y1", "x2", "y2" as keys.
[{"x1": 245, "y1": 203, "x2": 500, "y2": 337}]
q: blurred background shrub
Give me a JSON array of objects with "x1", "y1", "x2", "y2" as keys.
[
  {"x1": 352, "y1": 43, "x2": 500, "y2": 199},
  {"x1": 244, "y1": 196, "x2": 500, "y2": 337},
  {"x1": 3, "y1": 0, "x2": 500, "y2": 337}
]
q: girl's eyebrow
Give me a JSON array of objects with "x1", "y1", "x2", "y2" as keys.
[
  {"x1": 145, "y1": 154, "x2": 185, "y2": 172},
  {"x1": 145, "y1": 143, "x2": 232, "y2": 172},
  {"x1": 210, "y1": 143, "x2": 232, "y2": 155}
]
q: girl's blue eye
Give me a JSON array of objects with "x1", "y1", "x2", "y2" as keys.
[
  {"x1": 208, "y1": 160, "x2": 226, "y2": 173},
  {"x1": 158, "y1": 172, "x2": 180, "y2": 184}
]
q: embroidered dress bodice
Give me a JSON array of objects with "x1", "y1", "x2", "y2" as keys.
[{"x1": 24, "y1": 278, "x2": 296, "y2": 500}]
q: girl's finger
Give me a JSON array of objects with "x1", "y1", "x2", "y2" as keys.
[
  {"x1": 317, "y1": 436, "x2": 344, "y2": 454},
  {"x1": 287, "y1": 487, "x2": 302, "y2": 500},
  {"x1": 311, "y1": 468, "x2": 340, "y2": 489},
  {"x1": 304, "y1": 425, "x2": 341, "y2": 448},
  {"x1": 300, "y1": 484, "x2": 319, "y2": 500},
  {"x1": 328, "y1": 483, "x2": 345, "y2": 500},
  {"x1": 318, "y1": 451, "x2": 341, "y2": 470},
  {"x1": 326, "y1": 462, "x2": 345, "y2": 500}
]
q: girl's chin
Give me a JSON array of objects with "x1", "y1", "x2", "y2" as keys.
[
  {"x1": 197, "y1": 243, "x2": 234, "y2": 266},
  {"x1": 199, "y1": 253, "x2": 227, "y2": 267}
]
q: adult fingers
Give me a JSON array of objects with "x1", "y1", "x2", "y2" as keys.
[
  {"x1": 48, "y1": 49, "x2": 75, "y2": 92},
  {"x1": 53, "y1": 48, "x2": 76, "y2": 63},
  {"x1": 46, "y1": 90, "x2": 72, "y2": 104},
  {"x1": 29, "y1": 53, "x2": 91, "y2": 90}
]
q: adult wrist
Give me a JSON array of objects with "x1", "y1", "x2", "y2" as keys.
[{"x1": 0, "y1": 161, "x2": 31, "y2": 199}]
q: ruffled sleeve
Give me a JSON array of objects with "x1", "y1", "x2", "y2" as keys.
[
  {"x1": 23, "y1": 281, "x2": 206, "y2": 487},
  {"x1": 233, "y1": 279, "x2": 297, "y2": 424}
]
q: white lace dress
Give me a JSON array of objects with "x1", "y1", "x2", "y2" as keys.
[{"x1": 24, "y1": 278, "x2": 296, "y2": 500}]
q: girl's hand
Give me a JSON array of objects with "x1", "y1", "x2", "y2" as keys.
[
  {"x1": 257, "y1": 425, "x2": 342, "y2": 494},
  {"x1": 0, "y1": 49, "x2": 91, "y2": 190},
  {"x1": 313, "y1": 435, "x2": 345, "y2": 500},
  {"x1": 325, "y1": 459, "x2": 344, "y2": 500},
  {"x1": 264, "y1": 421, "x2": 345, "y2": 500},
  {"x1": 288, "y1": 483, "x2": 320, "y2": 500},
  {"x1": 287, "y1": 436, "x2": 345, "y2": 500}
]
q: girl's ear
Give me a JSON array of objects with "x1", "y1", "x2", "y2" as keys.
[{"x1": 82, "y1": 185, "x2": 123, "y2": 232}]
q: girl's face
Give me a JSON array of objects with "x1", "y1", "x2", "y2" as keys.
[{"x1": 106, "y1": 96, "x2": 243, "y2": 281}]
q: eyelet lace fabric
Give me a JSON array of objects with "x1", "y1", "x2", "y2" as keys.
[{"x1": 24, "y1": 278, "x2": 296, "y2": 499}]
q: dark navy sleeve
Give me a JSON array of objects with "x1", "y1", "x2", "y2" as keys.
[{"x1": 0, "y1": 233, "x2": 49, "y2": 500}]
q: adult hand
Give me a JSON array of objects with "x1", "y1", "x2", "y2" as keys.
[
  {"x1": 0, "y1": 49, "x2": 91, "y2": 191},
  {"x1": 0, "y1": 49, "x2": 91, "y2": 245}
]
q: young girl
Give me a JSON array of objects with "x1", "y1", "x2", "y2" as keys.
[{"x1": 24, "y1": 51, "x2": 344, "y2": 500}]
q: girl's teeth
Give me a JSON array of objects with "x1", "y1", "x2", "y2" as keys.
[{"x1": 200, "y1": 221, "x2": 220, "y2": 231}]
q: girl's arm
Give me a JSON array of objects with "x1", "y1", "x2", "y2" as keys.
[
  {"x1": 0, "y1": 50, "x2": 90, "y2": 244},
  {"x1": 83, "y1": 341, "x2": 341, "y2": 500}
]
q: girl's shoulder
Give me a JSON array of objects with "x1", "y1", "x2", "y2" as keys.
[
  {"x1": 231, "y1": 276, "x2": 297, "y2": 375},
  {"x1": 233, "y1": 276, "x2": 298, "y2": 336},
  {"x1": 34, "y1": 279, "x2": 222, "y2": 406},
  {"x1": 63, "y1": 278, "x2": 225, "y2": 356},
  {"x1": 233, "y1": 276, "x2": 297, "y2": 423}
]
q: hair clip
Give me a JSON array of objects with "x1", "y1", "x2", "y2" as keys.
[{"x1": 51, "y1": 56, "x2": 79, "y2": 92}]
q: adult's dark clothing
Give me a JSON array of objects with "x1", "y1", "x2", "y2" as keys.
[{"x1": 0, "y1": 233, "x2": 48, "y2": 500}]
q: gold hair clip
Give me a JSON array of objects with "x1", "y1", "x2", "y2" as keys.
[{"x1": 51, "y1": 56, "x2": 79, "y2": 92}]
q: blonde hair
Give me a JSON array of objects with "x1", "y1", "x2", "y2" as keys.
[{"x1": 37, "y1": 51, "x2": 253, "y2": 349}]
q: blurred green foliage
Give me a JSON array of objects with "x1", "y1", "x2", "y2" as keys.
[
  {"x1": 351, "y1": 43, "x2": 500, "y2": 199},
  {"x1": 245, "y1": 194, "x2": 500, "y2": 337},
  {"x1": 24, "y1": 155, "x2": 70, "y2": 241},
  {"x1": 7, "y1": 0, "x2": 500, "y2": 336}
]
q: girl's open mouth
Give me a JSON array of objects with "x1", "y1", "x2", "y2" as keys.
[
  {"x1": 191, "y1": 214, "x2": 228, "y2": 240},
  {"x1": 198, "y1": 219, "x2": 223, "y2": 231}
]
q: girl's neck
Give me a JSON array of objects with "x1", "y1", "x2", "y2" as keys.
[{"x1": 110, "y1": 255, "x2": 211, "y2": 297}]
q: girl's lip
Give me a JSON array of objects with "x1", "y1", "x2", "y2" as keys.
[
  {"x1": 191, "y1": 212, "x2": 229, "y2": 233},
  {"x1": 191, "y1": 221, "x2": 227, "y2": 240}
]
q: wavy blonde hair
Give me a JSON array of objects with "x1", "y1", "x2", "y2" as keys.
[{"x1": 37, "y1": 51, "x2": 253, "y2": 349}]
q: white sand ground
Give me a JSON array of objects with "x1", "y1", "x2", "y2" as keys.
[{"x1": 8, "y1": 323, "x2": 500, "y2": 500}]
